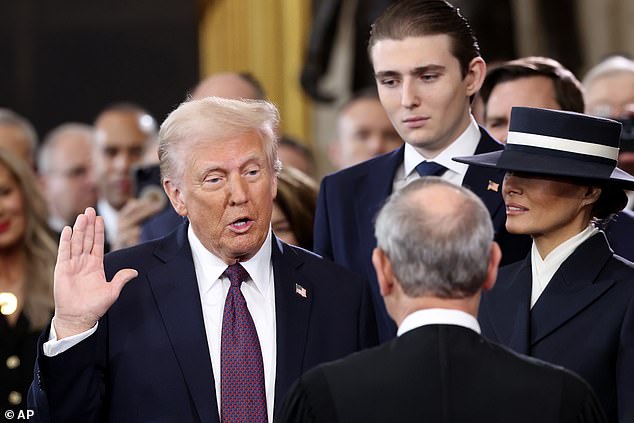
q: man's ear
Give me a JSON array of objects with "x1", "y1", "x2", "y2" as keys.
[
  {"x1": 372, "y1": 248, "x2": 395, "y2": 297},
  {"x1": 482, "y1": 242, "x2": 502, "y2": 292},
  {"x1": 465, "y1": 56, "x2": 486, "y2": 97},
  {"x1": 163, "y1": 179, "x2": 187, "y2": 217},
  {"x1": 271, "y1": 172, "x2": 278, "y2": 200}
]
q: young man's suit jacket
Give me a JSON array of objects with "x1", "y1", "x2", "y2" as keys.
[
  {"x1": 479, "y1": 232, "x2": 634, "y2": 422},
  {"x1": 28, "y1": 223, "x2": 378, "y2": 422},
  {"x1": 314, "y1": 127, "x2": 531, "y2": 341},
  {"x1": 277, "y1": 324, "x2": 606, "y2": 423}
]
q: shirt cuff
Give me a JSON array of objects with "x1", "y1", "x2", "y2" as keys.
[{"x1": 43, "y1": 317, "x2": 99, "y2": 357}]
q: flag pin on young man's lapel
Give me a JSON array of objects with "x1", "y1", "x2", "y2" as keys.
[
  {"x1": 295, "y1": 283, "x2": 307, "y2": 298},
  {"x1": 487, "y1": 180, "x2": 499, "y2": 192}
]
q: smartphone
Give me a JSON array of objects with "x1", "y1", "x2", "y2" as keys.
[{"x1": 133, "y1": 164, "x2": 168, "y2": 211}]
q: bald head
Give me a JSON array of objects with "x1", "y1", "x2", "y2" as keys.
[
  {"x1": 191, "y1": 72, "x2": 266, "y2": 100},
  {"x1": 374, "y1": 178, "x2": 495, "y2": 299}
]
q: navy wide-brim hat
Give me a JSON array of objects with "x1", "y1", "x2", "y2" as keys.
[{"x1": 453, "y1": 107, "x2": 634, "y2": 190}]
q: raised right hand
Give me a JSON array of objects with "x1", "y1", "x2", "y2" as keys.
[{"x1": 53, "y1": 207, "x2": 138, "y2": 339}]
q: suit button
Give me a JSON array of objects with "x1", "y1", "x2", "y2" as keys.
[
  {"x1": 6, "y1": 355, "x2": 20, "y2": 369},
  {"x1": 8, "y1": 391, "x2": 22, "y2": 405}
]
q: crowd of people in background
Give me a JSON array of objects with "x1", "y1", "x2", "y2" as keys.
[{"x1": 1, "y1": 0, "x2": 633, "y2": 421}]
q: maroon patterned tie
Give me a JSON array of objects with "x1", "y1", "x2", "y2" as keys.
[{"x1": 221, "y1": 263, "x2": 268, "y2": 423}]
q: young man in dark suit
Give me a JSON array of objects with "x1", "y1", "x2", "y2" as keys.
[
  {"x1": 279, "y1": 178, "x2": 606, "y2": 423},
  {"x1": 314, "y1": 0, "x2": 530, "y2": 342},
  {"x1": 28, "y1": 97, "x2": 377, "y2": 423}
]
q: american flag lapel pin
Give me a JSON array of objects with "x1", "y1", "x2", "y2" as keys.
[
  {"x1": 295, "y1": 283, "x2": 307, "y2": 298},
  {"x1": 487, "y1": 180, "x2": 500, "y2": 192}
]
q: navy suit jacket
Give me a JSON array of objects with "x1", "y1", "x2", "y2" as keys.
[
  {"x1": 140, "y1": 206, "x2": 185, "y2": 243},
  {"x1": 479, "y1": 233, "x2": 634, "y2": 422},
  {"x1": 314, "y1": 127, "x2": 531, "y2": 341},
  {"x1": 29, "y1": 223, "x2": 377, "y2": 422}
]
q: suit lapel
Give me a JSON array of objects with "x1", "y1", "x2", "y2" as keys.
[
  {"x1": 462, "y1": 129, "x2": 506, "y2": 223},
  {"x1": 146, "y1": 225, "x2": 219, "y2": 423},
  {"x1": 530, "y1": 233, "x2": 616, "y2": 346},
  {"x1": 482, "y1": 256, "x2": 532, "y2": 354},
  {"x1": 355, "y1": 147, "x2": 404, "y2": 270},
  {"x1": 271, "y1": 236, "x2": 312, "y2": 413}
]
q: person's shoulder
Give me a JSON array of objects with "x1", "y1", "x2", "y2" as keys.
[
  {"x1": 278, "y1": 240, "x2": 358, "y2": 275},
  {"x1": 495, "y1": 258, "x2": 528, "y2": 281},
  {"x1": 476, "y1": 125, "x2": 504, "y2": 152},
  {"x1": 484, "y1": 340, "x2": 605, "y2": 418},
  {"x1": 483, "y1": 337, "x2": 585, "y2": 385},
  {"x1": 104, "y1": 230, "x2": 180, "y2": 271},
  {"x1": 305, "y1": 338, "x2": 392, "y2": 380},
  {"x1": 279, "y1": 241, "x2": 363, "y2": 279}
]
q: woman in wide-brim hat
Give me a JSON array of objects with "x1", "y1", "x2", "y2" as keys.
[{"x1": 454, "y1": 106, "x2": 634, "y2": 422}]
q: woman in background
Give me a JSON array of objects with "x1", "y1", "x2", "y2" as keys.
[
  {"x1": 272, "y1": 166, "x2": 318, "y2": 250},
  {"x1": 0, "y1": 150, "x2": 56, "y2": 411},
  {"x1": 455, "y1": 107, "x2": 634, "y2": 422}
]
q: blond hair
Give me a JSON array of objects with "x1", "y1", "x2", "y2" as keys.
[{"x1": 0, "y1": 150, "x2": 56, "y2": 329}]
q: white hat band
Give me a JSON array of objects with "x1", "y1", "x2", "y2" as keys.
[{"x1": 507, "y1": 131, "x2": 619, "y2": 161}]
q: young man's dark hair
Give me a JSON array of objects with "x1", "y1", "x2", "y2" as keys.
[{"x1": 368, "y1": 0, "x2": 480, "y2": 77}]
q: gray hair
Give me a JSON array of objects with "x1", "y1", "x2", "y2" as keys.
[
  {"x1": 158, "y1": 97, "x2": 282, "y2": 184},
  {"x1": 0, "y1": 108, "x2": 38, "y2": 162},
  {"x1": 374, "y1": 177, "x2": 494, "y2": 298},
  {"x1": 38, "y1": 123, "x2": 95, "y2": 173},
  {"x1": 582, "y1": 55, "x2": 634, "y2": 87}
]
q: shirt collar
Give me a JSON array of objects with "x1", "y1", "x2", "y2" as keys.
[
  {"x1": 532, "y1": 224, "x2": 598, "y2": 265},
  {"x1": 188, "y1": 224, "x2": 273, "y2": 297},
  {"x1": 403, "y1": 116, "x2": 480, "y2": 178},
  {"x1": 397, "y1": 308, "x2": 481, "y2": 337}
]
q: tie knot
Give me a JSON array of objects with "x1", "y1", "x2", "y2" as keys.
[
  {"x1": 415, "y1": 161, "x2": 447, "y2": 177},
  {"x1": 224, "y1": 263, "x2": 250, "y2": 287}
]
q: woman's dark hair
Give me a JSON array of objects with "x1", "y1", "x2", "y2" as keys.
[{"x1": 591, "y1": 183, "x2": 628, "y2": 225}]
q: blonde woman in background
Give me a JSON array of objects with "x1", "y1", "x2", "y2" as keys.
[{"x1": 0, "y1": 149, "x2": 56, "y2": 412}]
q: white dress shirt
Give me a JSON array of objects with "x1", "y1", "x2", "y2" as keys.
[
  {"x1": 530, "y1": 225, "x2": 598, "y2": 308},
  {"x1": 97, "y1": 198, "x2": 119, "y2": 245},
  {"x1": 397, "y1": 308, "x2": 481, "y2": 337},
  {"x1": 189, "y1": 225, "x2": 277, "y2": 422},
  {"x1": 393, "y1": 116, "x2": 481, "y2": 192},
  {"x1": 44, "y1": 225, "x2": 278, "y2": 422}
]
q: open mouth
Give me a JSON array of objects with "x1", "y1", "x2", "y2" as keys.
[{"x1": 229, "y1": 218, "x2": 254, "y2": 233}]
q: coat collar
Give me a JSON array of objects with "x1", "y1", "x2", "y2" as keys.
[
  {"x1": 462, "y1": 127, "x2": 506, "y2": 221},
  {"x1": 483, "y1": 232, "x2": 616, "y2": 352},
  {"x1": 270, "y1": 237, "x2": 313, "y2": 413},
  {"x1": 147, "y1": 223, "x2": 219, "y2": 423},
  {"x1": 355, "y1": 146, "x2": 404, "y2": 274},
  {"x1": 530, "y1": 232, "x2": 615, "y2": 345},
  {"x1": 481, "y1": 256, "x2": 532, "y2": 354}
]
